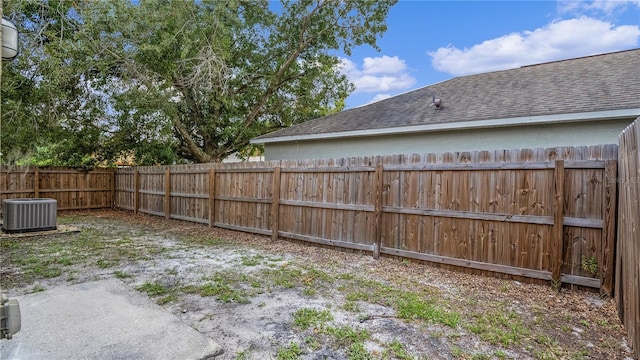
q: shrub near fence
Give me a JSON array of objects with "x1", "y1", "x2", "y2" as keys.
[
  {"x1": 616, "y1": 117, "x2": 640, "y2": 359},
  {"x1": 0, "y1": 167, "x2": 115, "y2": 213},
  {"x1": 114, "y1": 145, "x2": 618, "y2": 294}
]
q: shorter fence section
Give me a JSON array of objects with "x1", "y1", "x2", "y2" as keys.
[
  {"x1": 0, "y1": 167, "x2": 114, "y2": 213},
  {"x1": 114, "y1": 145, "x2": 617, "y2": 294}
]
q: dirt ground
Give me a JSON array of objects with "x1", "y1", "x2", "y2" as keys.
[{"x1": 0, "y1": 209, "x2": 636, "y2": 360}]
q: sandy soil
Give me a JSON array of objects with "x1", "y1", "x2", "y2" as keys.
[{"x1": 0, "y1": 210, "x2": 635, "y2": 360}]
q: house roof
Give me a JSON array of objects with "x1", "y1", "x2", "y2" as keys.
[{"x1": 252, "y1": 48, "x2": 640, "y2": 144}]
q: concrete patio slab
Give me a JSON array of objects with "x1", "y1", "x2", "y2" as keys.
[{"x1": 0, "y1": 279, "x2": 222, "y2": 360}]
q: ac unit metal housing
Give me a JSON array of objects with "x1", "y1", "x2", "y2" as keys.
[{"x1": 2, "y1": 198, "x2": 57, "y2": 233}]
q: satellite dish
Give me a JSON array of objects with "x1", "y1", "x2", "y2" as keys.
[{"x1": 2, "y1": 18, "x2": 19, "y2": 60}]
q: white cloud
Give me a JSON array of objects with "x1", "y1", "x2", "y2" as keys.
[
  {"x1": 339, "y1": 55, "x2": 416, "y2": 93},
  {"x1": 368, "y1": 94, "x2": 392, "y2": 104},
  {"x1": 558, "y1": 0, "x2": 640, "y2": 15},
  {"x1": 362, "y1": 55, "x2": 408, "y2": 74},
  {"x1": 429, "y1": 17, "x2": 640, "y2": 76}
]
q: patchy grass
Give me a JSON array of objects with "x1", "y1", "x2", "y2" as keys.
[
  {"x1": 325, "y1": 326, "x2": 370, "y2": 347},
  {"x1": 464, "y1": 307, "x2": 530, "y2": 346},
  {"x1": 136, "y1": 282, "x2": 170, "y2": 297},
  {"x1": 188, "y1": 282, "x2": 249, "y2": 303},
  {"x1": 261, "y1": 266, "x2": 304, "y2": 289},
  {"x1": 276, "y1": 342, "x2": 302, "y2": 360},
  {"x1": 384, "y1": 340, "x2": 413, "y2": 360},
  {"x1": 293, "y1": 308, "x2": 333, "y2": 330},
  {"x1": 1, "y1": 210, "x2": 631, "y2": 360},
  {"x1": 0, "y1": 224, "x2": 173, "y2": 288},
  {"x1": 340, "y1": 276, "x2": 459, "y2": 327},
  {"x1": 114, "y1": 271, "x2": 132, "y2": 279},
  {"x1": 396, "y1": 294, "x2": 460, "y2": 327},
  {"x1": 347, "y1": 342, "x2": 372, "y2": 360},
  {"x1": 342, "y1": 300, "x2": 361, "y2": 313},
  {"x1": 157, "y1": 293, "x2": 179, "y2": 305},
  {"x1": 240, "y1": 254, "x2": 264, "y2": 266}
]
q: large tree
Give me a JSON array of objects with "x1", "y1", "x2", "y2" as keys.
[{"x1": 3, "y1": 0, "x2": 396, "y2": 165}]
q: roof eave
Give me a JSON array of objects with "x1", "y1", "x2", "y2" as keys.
[{"x1": 251, "y1": 108, "x2": 640, "y2": 145}]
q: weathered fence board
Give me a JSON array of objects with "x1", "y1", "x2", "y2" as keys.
[
  {"x1": 0, "y1": 167, "x2": 114, "y2": 212},
  {"x1": 113, "y1": 145, "x2": 617, "y2": 294},
  {"x1": 616, "y1": 118, "x2": 640, "y2": 359}
]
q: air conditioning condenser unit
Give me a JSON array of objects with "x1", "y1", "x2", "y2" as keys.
[{"x1": 2, "y1": 198, "x2": 57, "y2": 233}]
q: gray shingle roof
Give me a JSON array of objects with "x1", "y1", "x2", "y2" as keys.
[{"x1": 254, "y1": 49, "x2": 640, "y2": 142}]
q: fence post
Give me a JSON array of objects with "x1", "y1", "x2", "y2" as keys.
[
  {"x1": 601, "y1": 159, "x2": 617, "y2": 296},
  {"x1": 164, "y1": 169, "x2": 171, "y2": 220},
  {"x1": 111, "y1": 170, "x2": 116, "y2": 209},
  {"x1": 208, "y1": 168, "x2": 215, "y2": 228},
  {"x1": 271, "y1": 166, "x2": 281, "y2": 241},
  {"x1": 551, "y1": 160, "x2": 565, "y2": 288},
  {"x1": 373, "y1": 163, "x2": 384, "y2": 259},
  {"x1": 134, "y1": 170, "x2": 139, "y2": 214},
  {"x1": 34, "y1": 168, "x2": 40, "y2": 198}
]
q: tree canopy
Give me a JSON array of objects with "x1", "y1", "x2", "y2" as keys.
[{"x1": 1, "y1": 0, "x2": 397, "y2": 166}]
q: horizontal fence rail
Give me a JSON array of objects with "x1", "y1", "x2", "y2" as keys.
[
  {"x1": 114, "y1": 145, "x2": 618, "y2": 295},
  {"x1": 0, "y1": 167, "x2": 114, "y2": 212}
]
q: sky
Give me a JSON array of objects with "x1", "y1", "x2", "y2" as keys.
[{"x1": 339, "y1": 0, "x2": 640, "y2": 108}]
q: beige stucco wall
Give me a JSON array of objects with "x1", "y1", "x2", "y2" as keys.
[{"x1": 263, "y1": 118, "x2": 632, "y2": 161}]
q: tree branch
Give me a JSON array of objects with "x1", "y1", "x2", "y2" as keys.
[
  {"x1": 241, "y1": 1, "x2": 327, "y2": 129},
  {"x1": 172, "y1": 118, "x2": 210, "y2": 162}
]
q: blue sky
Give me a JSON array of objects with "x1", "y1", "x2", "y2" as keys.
[{"x1": 339, "y1": 0, "x2": 640, "y2": 108}]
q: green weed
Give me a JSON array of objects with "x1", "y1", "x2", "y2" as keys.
[
  {"x1": 342, "y1": 300, "x2": 361, "y2": 312},
  {"x1": 56, "y1": 257, "x2": 75, "y2": 266},
  {"x1": 301, "y1": 266, "x2": 334, "y2": 284},
  {"x1": 396, "y1": 294, "x2": 460, "y2": 327},
  {"x1": 340, "y1": 275, "x2": 457, "y2": 328},
  {"x1": 493, "y1": 350, "x2": 507, "y2": 359},
  {"x1": 165, "y1": 268, "x2": 179, "y2": 275},
  {"x1": 114, "y1": 271, "x2": 132, "y2": 279},
  {"x1": 465, "y1": 309, "x2": 530, "y2": 346},
  {"x1": 304, "y1": 336, "x2": 321, "y2": 350},
  {"x1": 581, "y1": 256, "x2": 598, "y2": 276},
  {"x1": 30, "y1": 284, "x2": 46, "y2": 293},
  {"x1": 136, "y1": 282, "x2": 169, "y2": 296},
  {"x1": 241, "y1": 254, "x2": 264, "y2": 266},
  {"x1": 302, "y1": 287, "x2": 316, "y2": 296},
  {"x1": 451, "y1": 346, "x2": 466, "y2": 358},
  {"x1": 157, "y1": 293, "x2": 178, "y2": 305},
  {"x1": 261, "y1": 267, "x2": 303, "y2": 288},
  {"x1": 385, "y1": 340, "x2": 413, "y2": 360},
  {"x1": 195, "y1": 282, "x2": 249, "y2": 303},
  {"x1": 96, "y1": 259, "x2": 115, "y2": 269},
  {"x1": 579, "y1": 319, "x2": 589, "y2": 327},
  {"x1": 235, "y1": 349, "x2": 249, "y2": 360},
  {"x1": 276, "y1": 342, "x2": 302, "y2": 360},
  {"x1": 37, "y1": 265, "x2": 63, "y2": 278},
  {"x1": 325, "y1": 326, "x2": 370, "y2": 347},
  {"x1": 293, "y1": 308, "x2": 333, "y2": 330},
  {"x1": 347, "y1": 342, "x2": 372, "y2": 360}
]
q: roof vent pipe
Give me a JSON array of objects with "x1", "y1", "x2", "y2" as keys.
[{"x1": 432, "y1": 94, "x2": 442, "y2": 110}]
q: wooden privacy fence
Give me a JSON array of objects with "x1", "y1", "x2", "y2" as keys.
[
  {"x1": 0, "y1": 167, "x2": 114, "y2": 213},
  {"x1": 114, "y1": 145, "x2": 618, "y2": 293},
  {"x1": 616, "y1": 117, "x2": 640, "y2": 359}
]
